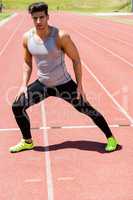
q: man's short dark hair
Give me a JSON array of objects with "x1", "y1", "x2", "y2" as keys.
[{"x1": 28, "y1": 2, "x2": 48, "y2": 15}]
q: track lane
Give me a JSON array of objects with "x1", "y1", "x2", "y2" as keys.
[
  {"x1": 0, "y1": 12, "x2": 48, "y2": 200},
  {"x1": 51, "y1": 13, "x2": 133, "y2": 121},
  {"x1": 46, "y1": 12, "x2": 133, "y2": 200}
]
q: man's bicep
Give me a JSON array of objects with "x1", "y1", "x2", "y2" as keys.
[
  {"x1": 23, "y1": 47, "x2": 32, "y2": 67},
  {"x1": 23, "y1": 46, "x2": 32, "y2": 66},
  {"x1": 23, "y1": 37, "x2": 32, "y2": 67}
]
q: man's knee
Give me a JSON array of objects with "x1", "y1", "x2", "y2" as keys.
[
  {"x1": 73, "y1": 99, "x2": 91, "y2": 113},
  {"x1": 75, "y1": 101, "x2": 102, "y2": 119},
  {"x1": 12, "y1": 100, "x2": 26, "y2": 116}
]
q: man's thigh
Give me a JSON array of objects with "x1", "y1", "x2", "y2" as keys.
[
  {"x1": 15, "y1": 79, "x2": 47, "y2": 109},
  {"x1": 55, "y1": 80, "x2": 78, "y2": 103}
]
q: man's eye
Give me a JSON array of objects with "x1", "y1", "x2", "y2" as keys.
[
  {"x1": 32, "y1": 16, "x2": 45, "y2": 20},
  {"x1": 40, "y1": 16, "x2": 44, "y2": 19}
]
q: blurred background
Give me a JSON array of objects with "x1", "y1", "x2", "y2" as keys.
[{"x1": 0, "y1": 0, "x2": 132, "y2": 16}]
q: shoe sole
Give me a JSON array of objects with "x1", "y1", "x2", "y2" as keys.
[
  {"x1": 105, "y1": 144, "x2": 119, "y2": 152},
  {"x1": 9, "y1": 146, "x2": 34, "y2": 153}
]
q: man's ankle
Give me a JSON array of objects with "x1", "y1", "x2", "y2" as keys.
[{"x1": 24, "y1": 139, "x2": 33, "y2": 144}]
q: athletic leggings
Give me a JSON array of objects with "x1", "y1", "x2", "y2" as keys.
[{"x1": 12, "y1": 79, "x2": 113, "y2": 139}]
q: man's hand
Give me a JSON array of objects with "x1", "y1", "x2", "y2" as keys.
[
  {"x1": 77, "y1": 84, "x2": 87, "y2": 102},
  {"x1": 15, "y1": 85, "x2": 28, "y2": 101}
]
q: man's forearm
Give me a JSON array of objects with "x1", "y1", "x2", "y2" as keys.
[
  {"x1": 73, "y1": 60, "x2": 82, "y2": 86},
  {"x1": 22, "y1": 63, "x2": 32, "y2": 86}
]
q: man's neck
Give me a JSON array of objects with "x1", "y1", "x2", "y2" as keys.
[{"x1": 36, "y1": 25, "x2": 51, "y2": 39}]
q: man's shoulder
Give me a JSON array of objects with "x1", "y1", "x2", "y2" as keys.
[
  {"x1": 23, "y1": 28, "x2": 35, "y2": 47},
  {"x1": 22, "y1": 29, "x2": 32, "y2": 48},
  {"x1": 56, "y1": 29, "x2": 70, "y2": 44},
  {"x1": 23, "y1": 28, "x2": 35, "y2": 38},
  {"x1": 58, "y1": 29, "x2": 70, "y2": 38},
  {"x1": 54, "y1": 28, "x2": 71, "y2": 49}
]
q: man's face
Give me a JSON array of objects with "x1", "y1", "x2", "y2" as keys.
[{"x1": 31, "y1": 11, "x2": 49, "y2": 30}]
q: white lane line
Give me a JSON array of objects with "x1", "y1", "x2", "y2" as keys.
[
  {"x1": 24, "y1": 179, "x2": 42, "y2": 183},
  {"x1": 87, "y1": 13, "x2": 133, "y2": 16},
  {"x1": 89, "y1": 18, "x2": 133, "y2": 38},
  {"x1": 82, "y1": 61, "x2": 133, "y2": 124},
  {"x1": 39, "y1": 124, "x2": 133, "y2": 129},
  {"x1": 76, "y1": 30, "x2": 133, "y2": 68},
  {"x1": 0, "y1": 13, "x2": 18, "y2": 27},
  {"x1": 0, "y1": 128, "x2": 19, "y2": 131},
  {"x1": 0, "y1": 123, "x2": 132, "y2": 132},
  {"x1": 85, "y1": 25, "x2": 133, "y2": 48},
  {"x1": 69, "y1": 26, "x2": 133, "y2": 123},
  {"x1": 0, "y1": 14, "x2": 25, "y2": 57},
  {"x1": 40, "y1": 102, "x2": 54, "y2": 200},
  {"x1": 69, "y1": 15, "x2": 133, "y2": 48},
  {"x1": 57, "y1": 177, "x2": 75, "y2": 181}
]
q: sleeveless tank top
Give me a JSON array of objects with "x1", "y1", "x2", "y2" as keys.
[{"x1": 27, "y1": 26, "x2": 71, "y2": 87}]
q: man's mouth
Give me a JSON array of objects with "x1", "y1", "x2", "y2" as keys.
[{"x1": 37, "y1": 24, "x2": 43, "y2": 28}]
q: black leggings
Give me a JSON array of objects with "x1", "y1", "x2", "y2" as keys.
[{"x1": 12, "y1": 79, "x2": 113, "y2": 139}]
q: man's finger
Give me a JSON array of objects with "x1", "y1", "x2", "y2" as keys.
[
  {"x1": 83, "y1": 94, "x2": 88, "y2": 102},
  {"x1": 24, "y1": 87, "x2": 28, "y2": 99},
  {"x1": 77, "y1": 91, "x2": 80, "y2": 99},
  {"x1": 15, "y1": 96, "x2": 18, "y2": 101},
  {"x1": 24, "y1": 91, "x2": 28, "y2": 99},
  {"x1": 15, "y1": 94, "x2": 20, "y2": 102}
]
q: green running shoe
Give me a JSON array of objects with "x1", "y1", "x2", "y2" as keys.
[
  {"x1": 105, "y1": 136, "x2": 118, "y2": 152},
  {"x1": 9, "y1": 139, "x2": 34, "y2": 153}
]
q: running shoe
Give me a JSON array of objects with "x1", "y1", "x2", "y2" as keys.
[
  {"x1": 105, "y1": 136, "x2": 118, "y2": 152},
  {"x1": 9, "y1": 139, "x2": 34, "y2": 153}
]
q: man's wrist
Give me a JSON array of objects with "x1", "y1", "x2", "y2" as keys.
[
  {"x1": 77, "y1": 81, "x2": 82, "y2": 87},
  {"x1": 21, "y1": 83, "x2": 27, "y2": 87}
]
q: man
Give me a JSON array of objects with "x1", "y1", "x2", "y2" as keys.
[{"x1": 10, "y1": 2, "x2": 118, "y2": 153}]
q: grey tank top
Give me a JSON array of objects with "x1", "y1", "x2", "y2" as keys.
[{"x1": 27, "y1": 26, "x2": 71, "y2": 87}]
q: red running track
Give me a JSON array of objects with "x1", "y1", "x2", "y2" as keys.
[{"x1": 0, "y1": 11, "x2": 133, "y2": 200}]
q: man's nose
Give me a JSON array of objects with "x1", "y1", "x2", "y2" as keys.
[{"x1": 37, "y1": 17, "x2": 41, "y2": 23}]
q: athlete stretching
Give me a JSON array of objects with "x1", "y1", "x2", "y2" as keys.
[{"x1": 10, "y1": 2, "x2": 118, "y2": 153}]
